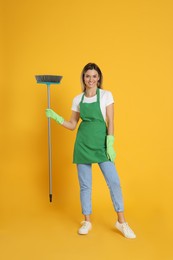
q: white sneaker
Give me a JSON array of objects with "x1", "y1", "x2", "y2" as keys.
[
  {"x1": 115, "y1": 221, "x2": 136, "y2": 239},
  {"x1": 78, "y1": 221, "x2": 92, "y2": 235}
]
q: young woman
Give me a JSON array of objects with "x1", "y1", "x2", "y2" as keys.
[{"x1": 46, "y1": 63, "x2": 136, "y2": 239}]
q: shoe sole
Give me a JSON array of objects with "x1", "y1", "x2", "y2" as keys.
[
  {"x1": 115, "y1": 224, "x2": 136, "y2": 239},
  {"x1": 78, "y1": 227, "x2": 92, "y2": 235}
]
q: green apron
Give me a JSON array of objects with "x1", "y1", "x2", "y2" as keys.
[{"x1": 73, "y1": 88, "x2": 109, "y2": 164}]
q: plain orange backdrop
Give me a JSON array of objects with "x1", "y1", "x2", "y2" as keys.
[{"x1": 1, "y1": 0, "x2": 173, "y2": 259}]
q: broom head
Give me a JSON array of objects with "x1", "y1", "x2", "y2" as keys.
[{"x1": 35, "y1": 75, "x2": 63, "y2": 84}]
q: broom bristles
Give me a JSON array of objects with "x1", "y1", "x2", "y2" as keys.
[{"x1": 35, "y1": 75, "x2": 63, "y2": 83}]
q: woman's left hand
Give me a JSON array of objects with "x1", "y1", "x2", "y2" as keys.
[{"x1": 106, "y1": 135, "x2": 116, "y2": 162}]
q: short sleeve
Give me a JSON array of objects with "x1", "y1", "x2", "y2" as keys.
[
  {"x1": 71, "y1": 95, "x2": 81, "y2": 112},
  {"x1": 105, "y1": 91, "x2": 114, "y2": 106}
]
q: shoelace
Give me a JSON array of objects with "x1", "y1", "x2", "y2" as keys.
[
  {"x1": 81, "y1": 221, "x2": 89, "y2": 229},
  {"x1": 122, "y1": 223, "x2": 133, "y2": 234}
]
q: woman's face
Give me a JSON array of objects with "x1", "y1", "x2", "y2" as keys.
[{"x1": 84, "y1": 69, "x2": 100, "y2": 89}]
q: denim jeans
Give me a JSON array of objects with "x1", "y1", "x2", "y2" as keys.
[{"x1": 77, "y1": 161, "x2": 124, "y2": 215}]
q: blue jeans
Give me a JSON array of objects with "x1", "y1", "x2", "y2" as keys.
[{"x1": 77, "y1": 161, "x2": 124, "y2": 215}]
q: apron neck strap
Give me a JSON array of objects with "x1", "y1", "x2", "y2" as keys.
[
  {"x1": 81, "y1": 88, "x2": 100, "y2": 102},
  {"x1": 96, "y1": 88, "x2": 100, "y2": 103}
]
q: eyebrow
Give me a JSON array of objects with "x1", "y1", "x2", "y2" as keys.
[{"x1": 85, "y1": 73, "x2": 98, "y2": 76}]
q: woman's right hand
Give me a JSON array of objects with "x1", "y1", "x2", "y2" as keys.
[{"x1": 45, "y1": 109, "x2": 64, "y2": 125}]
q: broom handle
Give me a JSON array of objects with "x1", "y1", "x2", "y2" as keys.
[{"x1": 47, "y1": 84, "x2": 52, "y2": 202}]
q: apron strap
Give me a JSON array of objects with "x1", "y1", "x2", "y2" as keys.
[
  {"x1": 81, "y1": 88, "x2": 100, "y2": 103},
  {"x1": 97, "y1": 88, "x2": 100, "y2": 103}
]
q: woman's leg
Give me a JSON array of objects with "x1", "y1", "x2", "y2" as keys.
[
  {"x1": 77, "y1": 164, "x2": 92, "y2": 234},
  {"x1": 77, "y1": 164, "x2": 92, "y2": 222},
  {"x1": 98, "y1": 161, "x2": 125, "y2": 222},
  {"x1": 99, "y1": 161, "x2": 136, "y2": 238}
]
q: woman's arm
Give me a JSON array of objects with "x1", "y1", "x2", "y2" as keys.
[
  {"x1": 106, "y1": 103, "x2": 114, "y2": 135},
  {"x1": 46, "y1": 109, "x2": 80, "y2": 131},
  {"x1": 62, "y1": 111, "x2": 80, "y2": 131}
]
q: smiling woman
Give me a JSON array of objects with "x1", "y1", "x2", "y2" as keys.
[
  {"x1": 45, "y1": 62, "x2": 136, "y2": 238},
  {"x1": 1, "y1": 0, "x2": 173, "y2": 257},
  {"x1": 84, "y1": 70, "x2": 99, "y2": 92},
  {"x1": 81, "y1": 63, "x2": 103, "y2": 92}
]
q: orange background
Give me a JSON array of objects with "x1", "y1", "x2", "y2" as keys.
[{"x1": 1, "y1": 0, "x2": 173, "y2": 259}]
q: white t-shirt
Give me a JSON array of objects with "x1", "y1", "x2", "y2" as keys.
[{"x1": 71, "y1": 89, "x2": 114, "y2": 121}]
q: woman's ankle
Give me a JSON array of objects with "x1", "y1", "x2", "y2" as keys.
[
  {"x1": 117, "y1": 212, "x2": 126, "y2": 223},
  {"x1": 84, "y1": 215, "x2": 91, "y2": 222}
]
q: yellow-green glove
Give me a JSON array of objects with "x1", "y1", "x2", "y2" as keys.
[
  {"x1": 45, "y1": 109, "x2": 64, "y2": 125},
  {"x1": 106, "y1": 135, "x2": 116, "y2": 162}
]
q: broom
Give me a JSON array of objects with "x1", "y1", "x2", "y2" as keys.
[{"x1": 35, "y1": 75, "x2": 63, "y2": 202}]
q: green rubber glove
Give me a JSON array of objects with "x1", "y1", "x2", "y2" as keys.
[
  {"x1": 106, "y1": 135, "x2": 116, "y2": 162},
  {"x1": 45, "y1": 108, "x2": 64, "y2": 125}
]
